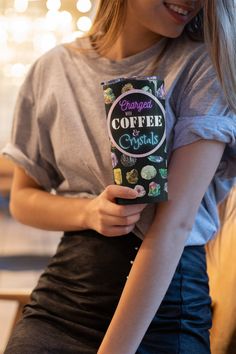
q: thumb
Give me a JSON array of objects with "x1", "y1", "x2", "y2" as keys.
[{"x1": 104, "y1": 185, "x2": 138, "y2": 202}]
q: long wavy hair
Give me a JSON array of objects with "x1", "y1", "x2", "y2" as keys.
[{"x1": 87, "y1": 0, "x2": 236, "y2": 113}]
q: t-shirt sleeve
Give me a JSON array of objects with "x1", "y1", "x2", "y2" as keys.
[
  {"x1": 2, "y1": 63, "x2": 64, "y2": 190},
  {"x1": 172, "y1": 54, "x2": 236, "y2": 179}
]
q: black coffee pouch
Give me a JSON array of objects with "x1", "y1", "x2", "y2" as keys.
[{"x1": 101, "y1": 76, "x2": 168, "y2": 204}]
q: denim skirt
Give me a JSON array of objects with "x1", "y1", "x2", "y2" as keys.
[{"x1": 5, "y1": 230, "x2": 212, "y2": 354}]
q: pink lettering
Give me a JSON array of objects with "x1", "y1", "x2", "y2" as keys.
[{"x1": 119, "y1": 99, "x2": 153, "y2": 113}]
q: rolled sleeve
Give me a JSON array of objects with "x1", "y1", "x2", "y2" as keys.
[
  {"x1": 172, "y1": 57, "x2": 236, "y2": 179},
  {"x1": 1, "y1": 63, "x2": 64, "y2": 191},
  {"x1": 173, "y1": 115, "x2": 236, "y2": 148},
  {"x1": 2, "y1": 143, "x2": 58, "y2": 191},
  {"x1": 173, "y1": 115, "x2": 236, "y2": 179}
]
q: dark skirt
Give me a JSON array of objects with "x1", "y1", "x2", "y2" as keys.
[{"x1": 4, "y1": 230, "x2": 212, "y2": 354}]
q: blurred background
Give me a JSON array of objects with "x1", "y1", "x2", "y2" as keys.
[
  {"x1": 0, "y1": 1, "x2": 98, "y2": 352},
  {"x1": 0, "y1": 0, "x2": 98, "y2": 149}
]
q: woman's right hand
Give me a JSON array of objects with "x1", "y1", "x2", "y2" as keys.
[
  {"x1": 10, "y1": 166, "x2": 146, "y2": 234},
  {"x1": 84, "y1": 185, "x2": 147, "y2": 237}
]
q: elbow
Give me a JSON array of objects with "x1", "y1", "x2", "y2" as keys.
[
  {"x1": 9, "y1": 197, "x2": 19, "y2": 221},
  {"x1": 166, "y1": 219, "x2": 194, "y2": 247},
  {"x1": 178, "y1": 219, "x2": 194, "y2": 234},
  {"x1": 9, "y1": 194, "x2": 25, "y2": 224}
]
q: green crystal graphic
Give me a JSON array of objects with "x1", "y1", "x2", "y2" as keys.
[{"x1": 159, "y1": 168, "x2": 167, "y2": 179}]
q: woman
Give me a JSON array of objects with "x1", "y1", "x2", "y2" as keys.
[{"x1": 2, "y1": 0, "x2": 236, "y2": 353}]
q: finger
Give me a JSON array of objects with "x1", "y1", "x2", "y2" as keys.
[
  {"x1": 104, "y1": 185, "x2": 138, "y2": 202},
  {"x1": 100, "y1": 213, "x2": 141, "y2": 227},
  {"x1": 101, "y1": 224, "x2": 136, "y2": 237},
  {"x1": 124, "y1": 203, "x2": 147, "y2": 215},
  {"x1": 111, "y1": 203, "x2": 147, "y2": 217}
]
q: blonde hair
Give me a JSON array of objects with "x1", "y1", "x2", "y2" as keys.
[
  {"x1": 204, "y1": 0, "x2": 236, "y2": 113},
  {"x1": 88, "y1": 0, "x2": 127, "y2": 55},
  {"x1": 86, "y1": 0, "x2": 236, "y2": 114}
]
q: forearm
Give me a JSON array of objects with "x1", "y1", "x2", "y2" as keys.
[
  {"x1": 10, "y1": 166, "x2": 145, "y2": 235},
  {"x1": 10, "y1": 187, "x2": 92, "y2": 231},
  {"x1": 98, "y1": 205, "x2": 191, "y2": 354},
  {"x1": 98, "y1": 140, "x2": 225, "y2": 353}
]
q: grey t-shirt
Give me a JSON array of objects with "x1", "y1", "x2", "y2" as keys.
[{"x1": 2, "y1": 34, "x2": 236, "y2": 245}]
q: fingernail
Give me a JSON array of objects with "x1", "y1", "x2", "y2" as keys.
[{"x1": 128, "y1": 189, "x2": 138, "y2": 197}]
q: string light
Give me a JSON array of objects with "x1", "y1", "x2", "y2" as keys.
[
  {"x1": 46, "y1": 0, "x2": 61, "y2": 12},
  {"x1": 76, "y1": 16, "x2": 92, "y2": 32},
  {"x1": 59, "y1": 11, "x2": 73, "y2": 29},
  {"x1": 33, "y1": 33, "x2": 57, "y2": 54},
  {"x1": 9, "y1": 17, "x2": 31, "y2": 43},
  {"x1": 3, "y1": 63, "x2": 27, "y2": 78},
  {"x1": 0, "y1": 0, "x2": 96, "y2": 148},
  {"x1": 0, "y1": 2, "x2": 95, "y2": 73},
  {"x1": 11, "y1": 63, "x2": 27, "y2": 77},
  {"x1": 76, "y1": 0, "x2": 92, "y2": 13},
  {"x1": 14, "y1": 0, "x2": 29, "y2": 13},
  {"x1": 45, "y1": 10, "x2": 61, "y2": 31}
]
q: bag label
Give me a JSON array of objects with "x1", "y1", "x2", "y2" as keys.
[{"x1": 107, "y1": 89, "x2": 165, "y2": 158}]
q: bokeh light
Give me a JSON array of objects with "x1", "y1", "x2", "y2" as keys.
[
  {"x1": 76, "y1": 0, "x2": 92, "y2": 13},
  {"x1": 0, "y1": 0, "x2": 97, "y2": 148},
  {"x1": 14, "y1": 0, "x2": 29, "y2": 13},
  {"x1": 76, "y1": 16, "x2": 92, "y2": 32},
  {"x1": 46, "y1": 0, "x2": 61, "y2": 12},
  {"x1": 33, "y1": 32, "x2": 57, "y2": 54}
]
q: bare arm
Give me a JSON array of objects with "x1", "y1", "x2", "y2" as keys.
[
  {"x1": 10, "y1": 166, "x2": 145, "y2": 235},
  {"x1": 98, "y1": 139, "x2": 225, "y2": 354}
]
